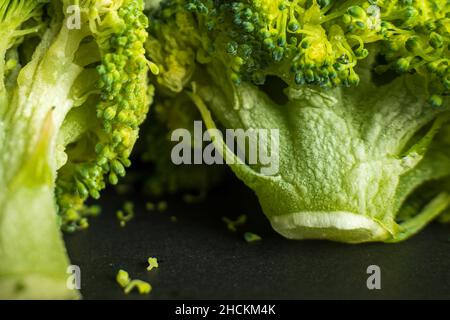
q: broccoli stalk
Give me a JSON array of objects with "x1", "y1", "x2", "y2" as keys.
[
  {"x1": 0, "y1": 0, "x2": 150, "y2": 298},
  {"x1": 193, "y1": 61, "x2": 450, "y2": 242}
]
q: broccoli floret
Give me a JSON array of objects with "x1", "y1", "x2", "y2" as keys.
[
  {"x1": 222, "y1": 214, "x2": 247, "y2": 232},
  {"x1": 147, "y1": 257, "x2": 158, "y2": 271},
  {"x1": 127, "y1": 2, "x2": 226, "y2": 199},
  {"x1": 0, "y1": 0, "x2": 150, "y2": 298}
]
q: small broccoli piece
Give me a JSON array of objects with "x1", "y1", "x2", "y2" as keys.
[
  {"x1": 244, "y1": 232, "x2": 262, "y2": 243},
  {"x1": 116, "y1": 269, "x2": 131, "y2": 288},
  {"x1": 157, "y1": 201, "x2": 168, "y2": 212},
  {"x1": 222, "y1": 215, "x2": 248, "y2": 232},
  {"x1": 116, "y1": 269, "x2": 152, "y2": 295},
  {"x1": 145, "y1": 201, "x2": 156, "y2": 211},
  {"x1": 147, "y1": 257, "x2": 159, "y2": 271},
  {"x1": 185, "y1": 0, "x2": 377, "y2": 87},
  {"x1": 124, "y1": 279, "x2": 152, "y2": 295}
]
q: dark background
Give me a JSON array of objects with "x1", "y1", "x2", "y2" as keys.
[{"x1": 65, "y1": 178, "x2": 450, "y2": 300}]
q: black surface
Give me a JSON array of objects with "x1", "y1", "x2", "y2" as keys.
[{"x1": 65, "y1": 180, "x2": 450, "y2": 300}]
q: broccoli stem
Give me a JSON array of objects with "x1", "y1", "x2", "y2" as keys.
[
  {"x1": 0, "y1": 112, "x2": 77, "y2": 299},
  {"x1": 0, "y1": 179, "x2": 77, "y2": 299}
]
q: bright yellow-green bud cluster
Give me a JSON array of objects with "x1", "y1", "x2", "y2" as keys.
[
  {"x1": 375, "y1": 0, "x2": 450, "y2": 107},
  {"x1": 186, "y1": 0, "x2": 450, "y2": 105}
]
